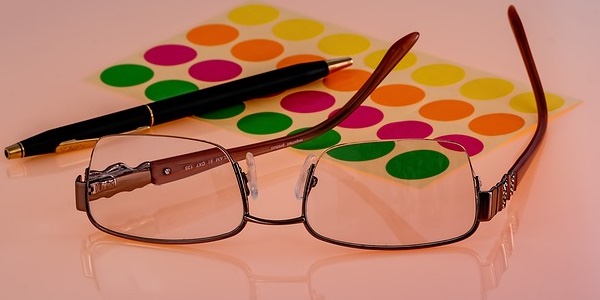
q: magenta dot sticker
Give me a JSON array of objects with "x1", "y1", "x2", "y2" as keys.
[
  {"x1": 144, "y1": 44, "x2": 197, "y2": 66},
  {"x1": 436, "y1": 134, "x2": 484, "y2": 156},
  {"x1": 188, "y1": 59, "x2": 243, "y2": 82},
  {"x1": 280, "y1": 90, "x2": 335, "y2": 113},
  {"x1": 376, "y1": 121, "x2": 433, "y2": 139},
  {"x1": 329, "y1": 106, "x2": 384, "y2": 129}
]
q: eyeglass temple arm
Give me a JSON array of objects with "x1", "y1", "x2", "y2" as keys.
[
  {"x1": 148, "y1": 32, "x2": 420, "y2": 186},
  {"x1": 478, "y1": 6, "x2": 549, "y2": 222},
  {"x1": 74, "y1": 31, "x2": 420, "y2": 206}
]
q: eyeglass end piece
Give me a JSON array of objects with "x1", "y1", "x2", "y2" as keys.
[{"x1": 5, "y1": 143, "x2": 24, "y2": 159}]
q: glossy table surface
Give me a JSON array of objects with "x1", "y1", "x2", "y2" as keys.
[{"x1": 1, "y1": 1, "x2": 598, "y2": 299}]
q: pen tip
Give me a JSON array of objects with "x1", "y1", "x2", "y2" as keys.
[
  {"x1": 5, "y1": 143, "x2": 24, "y2": 159},
  {"x1": 326, "y1": 57, "x2": 353, "y2": 73}
]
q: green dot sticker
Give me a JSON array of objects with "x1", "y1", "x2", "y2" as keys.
[
  {"x1": 100, "y1": 64, "x2": 154, "y2": 87},
  {"x1": 237, "y1": 112, "x2": 292, "y2": 134},
  {"x1": 288, "y1": 128, "x2": 341, "y2": 150},
  {"x1": 198, "y1": 103, "x2": 246, "y2": 119},
  {"x1": 145, "y1": 80, "x2": 198, "y2": 101},
  {"x1": 386, "y1": 150, "x2": 450, "y2": 180},
  {"x1": 326, "y1": 141, "x2": 395, "y2": 162}
]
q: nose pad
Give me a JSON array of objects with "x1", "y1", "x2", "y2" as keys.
[
  {"x1": 245, "y1": 152, "x2": 258, "y2": 200},
  {"x1": 295, "y1": 154, "x2": 317, "y2": 200}
]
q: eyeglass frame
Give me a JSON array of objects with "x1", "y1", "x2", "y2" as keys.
[{"x1": 75, "y1": 6, "x2": 548, "y2": 250}]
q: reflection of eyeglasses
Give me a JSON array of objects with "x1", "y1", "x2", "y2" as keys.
[
  {"x1": 75, "y1": 6, "x2": 547, "y2": 250},
  {"x1": 80, "y1": 192, "x2": 522, "y2": 300}
]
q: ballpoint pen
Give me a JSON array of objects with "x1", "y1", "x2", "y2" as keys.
[{"x1": 4, "y1": 57, "x2": 353, "y2": 159}]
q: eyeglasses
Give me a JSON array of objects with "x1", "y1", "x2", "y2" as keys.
[{"x1": 75, "y1": 6, "x2": 548, "y2": 250}]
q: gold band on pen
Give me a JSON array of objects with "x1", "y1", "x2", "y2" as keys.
[
  {"x1": 4, "y1": 142, "x2": 24, "y2": 159},
  {"x1": 145, "y1": 104, "x2": 155, "y2": 127}
]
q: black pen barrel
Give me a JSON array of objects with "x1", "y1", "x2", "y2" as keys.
[
  {"x1": 5, "y1": 58, "x2": 349, "y2": 159},
  {"x1": 150, "y1": 61, "x2": 329, "y2": 124},
  {"x1": 18, "y1": 106, "x2": 151, "y2": 157}
]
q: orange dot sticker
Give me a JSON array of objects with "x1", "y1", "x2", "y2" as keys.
[
  {"x1": 276, "y1": 54, "x2": 324, "y2": 68},
  {"x1": 323, "y1": 69, "x2": 371, "y2": 92},
  {"x1": 187, "y1": 24, "x2": 239, "y2": 46},
  {"x1": 231, "y1": 39, "x2": 284, "y2": 62},
  {"x1": 370, "y1": 84, "x2": 425, "y2": 106},
  {"x1": 419, "y1": 99, "x2": 475, "y2": 121},
  {"x1": 469, "y1": 113, "x2": 525, "y2": 136}
]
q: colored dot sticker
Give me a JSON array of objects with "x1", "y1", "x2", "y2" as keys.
[
  {"x1": 377, "y1": 121, "x2": 434, "y2": 139},
  {"x1": 330, "y1": 106, "x2": 384, "y2": 129},
  {"x1": 289, "y1": 128, "x2": 341, "y2": 150},
  {"x1": 419, "y1": 99, "x2": 475, "y2": 121},
  {"x1": 365, "y1": 50, "x2": 418, "y2": 70},
  {"x1": 281, "y1": 91, "x2": 335, "y2": 113},
  {"x1": 231, "y1": 39, "x2": 284, "y2": 62},
  {"x1": 197, "y1": 103, "x2": 245, "y2": 120},
  {"x1": 510, "y1": 92, "x2": 565, "y2": 113},
  {"x1": 436, "y1": 134, "x2": 484, "y2": 156},
  {"x1": 187, "y1": 24, "x2": 239, "y2": 46},
  {"x1": 228, "y1": 4, "x2": 280, "y2": 25},
  {"x1": 412, "y1": 64, "x2": 466, "y2": 86},
  {"x1": 237, "y1": 112, "x2": 292, "y2": 135},
  {"x1": 386, "y1": 150, "x2": 450, "y2": 180},
  {"x1": 188, "y1": 60, "x2": 242, "y2": 82},
  {"x1": 144, "y1": 44, "x2": 197, "y2": 66},
  {"x1": 145, "y1": 80, "x2": 198, "y2": 101},
  {"x1": 318, "y1": 34, "x2": 370, "y2": 56},
  {"x1": 323, "y1": 69, "x2": 371, "y2": 92},
  {"x1": 273, "y1": 19, "x2": 324, "y2": 41},
  {"x1": 327, "y1": 141, "x2": 395, "y2": 162},
  {"x1": 277, "y1": 54, "x2": 324, "y2": 68},
  {"x1": 370, "y1": 84, "x2": 425, "y2": 106},
  {"x1": 469, "y1": 113, "x2": 525, "y2": 136},
  {"x1": 100, "y1": 64, "x2": 154, "y2": 87},
  {"x1": 460, "y1": 78, "x2": 514, "y2": 100}
]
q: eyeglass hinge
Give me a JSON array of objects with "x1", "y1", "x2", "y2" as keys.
[
  {"x1": 75, "y1": 173, "x2": 88, "y2": 212},
  {"x1": 478, "y1": 172, "x2": 517, "y2": 222}
]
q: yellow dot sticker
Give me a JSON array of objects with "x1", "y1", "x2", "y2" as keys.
[
  {"x1": 228, "y1": 4, "x2": 279, "y2": 25},
  {"x1": 412, "y1": 64, "x2": 466, "y2": 86},
  {"x1": 318, "y1": 34, "x2": 370, "y2": 56},
  {"x1": 273, "y1": 19, "x2": 324, "y2": 40},
  {"x1": 460, "y1": 78, "x2": 514, "y2": 100},
  {"x1": 510, "y1": 92, "x2": 565, "y2": 113},
  {"x1": 365, "y1": 50, "x2": 417, "y2": 70}
]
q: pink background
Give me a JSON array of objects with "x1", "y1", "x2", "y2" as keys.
[{"x1": 0, "y1": 0, "x2": 597, "y2": 299}]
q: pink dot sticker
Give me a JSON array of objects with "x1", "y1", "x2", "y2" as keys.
[
  {"x1": 144, "y1": 44, "x2": 197, "y2": 66},
  {"x1": 280, "y1": 90, "x2": 335, "y2": 113},
  {"x1": 329, "y1": 106, "x2": 384, "y2": 129},
  {"x1": 376, "y1": 121, "x2": 433, "y2": 139},
  {"x1": 436, "y1": 134, "x2": 484, "y2": 156},
  {"x1": 188, "y1": 60, "x2": 242, "y2": 82}
]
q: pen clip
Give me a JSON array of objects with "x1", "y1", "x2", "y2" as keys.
[{"x1": 55, "y1": 126, "x2": 151, "y2": 153}]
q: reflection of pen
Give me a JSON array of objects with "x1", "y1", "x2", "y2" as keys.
[{"x1": 4, "y1": 57, "x2": 353, "y2": 159}]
